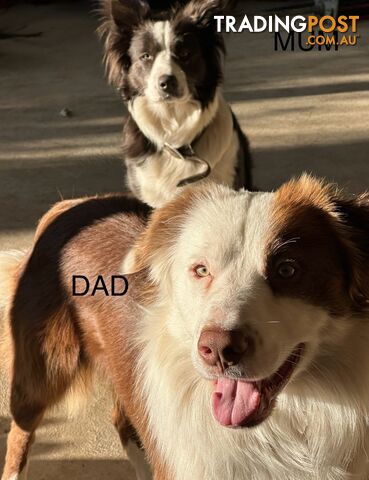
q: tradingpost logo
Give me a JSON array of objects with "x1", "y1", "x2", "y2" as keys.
[{"x1": 215, "y1": 15, "x2": 360, "y2": 51}]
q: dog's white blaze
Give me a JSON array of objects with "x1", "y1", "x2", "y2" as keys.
[
  {"x1": 152, "y1": 21, "x2": 171, "y2": 51},
  {"x1": 135, "y1": 188, "x2": 369, "y2": 479},
  {"x1": 145, "y1": 21, "x2": 189, "y2": 104}
]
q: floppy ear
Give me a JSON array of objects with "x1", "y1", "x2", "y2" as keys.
[
  {"x1": 270, "y1": 174, "x2": 369, "y2": 314},
  {"x1": 121, "y1": 248, "x2": 139, "y2": 275},
  {"x1": 121, "y1": 189, "x2": 196, "y2": 281},
  {"x1": 121, "y1": 185, "x2": 212, "y2": 289},
  {"x1": 99, "y1": 0, "x2": 150, "y2": 96},
  {"x1": 333, "y1": 194, "x2": 369, "y2": 311},
  {"x1": 180, "y1": 0, "x2": 233, "y2": 28}
]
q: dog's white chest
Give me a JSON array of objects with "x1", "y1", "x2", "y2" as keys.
[
  {"x1": 158, "y1": 408, "x2": 365, "y2": 480},
  {"x1": 140, "y1": 359, "x2": 367, "y2": 480},
  {"x1": 129, "y1": 96, "x2": 214, "y2": 149}
]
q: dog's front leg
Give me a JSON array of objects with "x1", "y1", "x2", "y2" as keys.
[
  {"x1": 112, "y1": 401, "x2": 152, "y2": 480},
  {"x1": 125, "y1": 441, "x2": 152, "y2": 480}
]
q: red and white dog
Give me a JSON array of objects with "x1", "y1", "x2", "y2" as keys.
[{"x1": 1, "y1": 176, "x2": 369, "y2": 480}]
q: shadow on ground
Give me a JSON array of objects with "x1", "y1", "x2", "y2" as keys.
[
  {"x1": 0, "y1": 155, "x2": 124, "y2": 231},
  {"x1": 2, "y1": 137, "x2": 368, "y2": 232},
  {"x1": 253, "y1": 139, "x2": 369, "y2": 193},
  {"x1": 226, "y1": 80, "x2": 369, "y2": 102}
]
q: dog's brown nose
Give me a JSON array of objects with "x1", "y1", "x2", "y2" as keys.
[{"x1": 198, "y1": 328, "x2": 253, "y2": 368}]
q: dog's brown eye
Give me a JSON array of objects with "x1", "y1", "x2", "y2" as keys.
[
  {"x1": 277, "y1": 262, "x2": 296, "y2": 279},
  {"x1": 178, "y1": 49, "x2": 190, "y2": 60},
  {"x1": 140, "y1": 53, "x2": 152, "y2": 61},
  {"x1": 195, "y1": 265, "x2": 210, "y2": 278}
]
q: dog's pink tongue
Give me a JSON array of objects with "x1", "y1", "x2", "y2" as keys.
[{"x1": 212, "y1": 378, "x2": 261, "y2": 427}]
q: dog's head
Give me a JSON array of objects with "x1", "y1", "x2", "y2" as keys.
[
  {"x1": 123, "y1": 176, "x2": 369, "y2": 428},
  {"x1": 100, "y1": 0, "x2": 228, "y2": 106}
]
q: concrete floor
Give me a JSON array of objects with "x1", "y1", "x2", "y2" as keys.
[{"x1": 0, "y1": 1, "x2": 369, "y2": 478}]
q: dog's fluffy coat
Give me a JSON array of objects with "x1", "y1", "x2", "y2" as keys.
[
  {"x1": 1, "y1": 177, "x2": 369, "y2": 480},
  {"x1": 99, "y1": 0, "x2": 252, "y2": 207}
]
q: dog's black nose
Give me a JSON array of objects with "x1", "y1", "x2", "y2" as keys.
[{"x1": 159, "y1": 75, "x2": 178, "y2": 97}]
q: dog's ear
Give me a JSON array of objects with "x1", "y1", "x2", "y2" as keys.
[
  {"x1": 121, "y1": 186, "x2": 211, "y2": 289},
  {"x1": 121, "y1": 248, "x2": 138, "y2": 275},
  {"x1": 333, "y1": 194, "x2": 369, "y2": 311},
  {"x1": 121, "y1": 190, "x2": 195, "y2": 282},
  {"x1": 180, "y1": 0, "x2": 232, "y2": 28},
  {"x1": 109, "y1": 0, "x2": 149, "y2": 28},
  {"x1": 274, "y1": 175, "x2": 369, "y2": 314},
  {"x1": 99, "y1": 0, "x2": 150, "y2": 95}
]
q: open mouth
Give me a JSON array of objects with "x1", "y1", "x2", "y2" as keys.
[{"x1": 212, "y1": 343, "x2": 305, "y2": 428}]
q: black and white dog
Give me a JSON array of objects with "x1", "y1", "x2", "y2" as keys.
[{"x1": 100, "y1": 0, "x2": 252, "y2": 207}]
